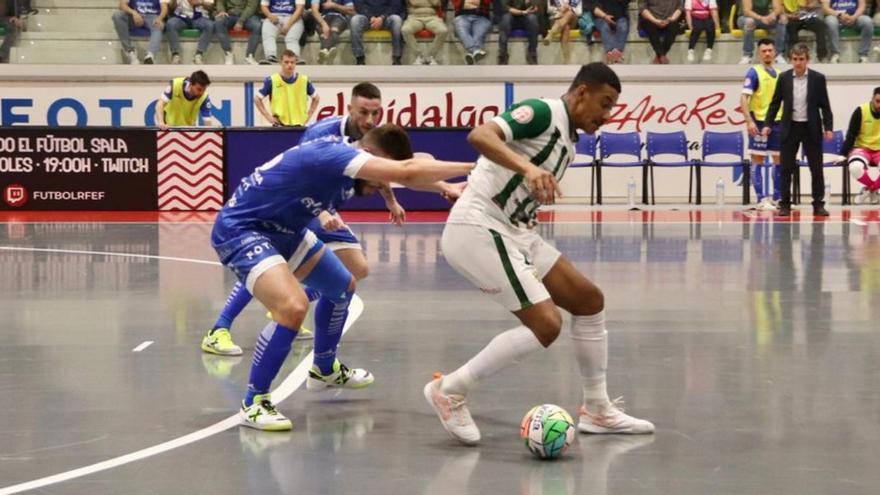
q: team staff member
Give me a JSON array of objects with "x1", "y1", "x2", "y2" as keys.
[
  {"x1": 764, "y1": 42, "x2": 833, "y2": 217},
  {"x1": 254, "y1": 49, "x2": 319, "y2": 127},
  {"x1": 155, "y1": 70, "x2": 216, "y2": 130}
]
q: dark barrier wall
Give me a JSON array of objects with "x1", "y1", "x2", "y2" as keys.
[
  {"x1": 0, "y1": 127, "x2": 473, "y2": 211},
  {"x1": 0, "y1": 128, "x2": 158, "y2": 210},
  {"x1": 224, "y1": 127, "x2": 476, "y2": 210}
]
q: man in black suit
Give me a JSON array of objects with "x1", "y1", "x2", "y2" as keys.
[{"x1": 765, "y1": 42, "x2": 833, "y2": 217}]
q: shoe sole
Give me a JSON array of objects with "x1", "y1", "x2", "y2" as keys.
[
  {"x1": 577, "y1": 420, "x2": 655, "y2": 435},
  {"x1": 306, "y1": 373, "x2": 374, "y2": 391},
  {"x1": 239, "y1": 412, "x2": 292, "y2": 431},
  {"x1": 422, "y1": 381, "x2": 480, "y2": 445},
  {"x1": 201, "y1": 342, "x2": 243, "y2": 356}
]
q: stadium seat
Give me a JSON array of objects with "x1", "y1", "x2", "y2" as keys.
[
  {"x1": 698, "y1": 131, "x2": 751, "y2": 205},
  {"x1": 569, "y1": 133, "x2": 598, "y2": 205},
  {"x1": 646, "y1": 131, "x2": 696, "y2": 205},
  {"x1": 794, "y1": 130, "x2": 847, "y2": 205},
  {"x1": 181, "y1": 28, "x2": 202, "y2": 38},
  {"x1": 596, "y1": 131, "x2": 648, "y2": 205},
  {"x1": 364, "y1": 29, "x2": 392, "y2": 41},
  {"x1": 728, "y1": 4, "x2": 769, "y2": 39}
]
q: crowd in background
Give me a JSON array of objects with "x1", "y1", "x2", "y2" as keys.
[{"x1": 3, "y1": 0, "x2": 880, "y2": 64}]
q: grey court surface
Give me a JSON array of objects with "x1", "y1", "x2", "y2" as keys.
[{"x1": 1, "y1": 214, "x2": 879, "y2": 494}]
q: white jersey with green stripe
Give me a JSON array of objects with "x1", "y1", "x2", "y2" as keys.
[{"x1": 448, "y1": 97, "x2": 577, "y2": 234}]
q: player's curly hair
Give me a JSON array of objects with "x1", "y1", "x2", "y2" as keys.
[
  {"x1": 361, "y1": 124, "x2": 413, "y2": 160},
  {"x1": 569, "y1": 63, "x2": 621, "y2": 94}
]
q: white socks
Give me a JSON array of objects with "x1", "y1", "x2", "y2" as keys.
[
  {"x1": 570, "y1": 311, "x2": 611, "y2": 409},
  {"x1": 439, "y1": 311, "x2": 613, "y2": 410},
  {"x1": 440, "y1": 325, "x2": 543, "y2": 396}
]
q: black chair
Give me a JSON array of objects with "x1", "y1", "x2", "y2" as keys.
[
  {"x1": 596, "y1": 131, "x2": 648, "y2": 205},
  {"x1": 794, "y1": 130, "x2": 848, "y2": 205},
  {"x1": 698, "y1": 131, "x2": 751, "y2": 205}
]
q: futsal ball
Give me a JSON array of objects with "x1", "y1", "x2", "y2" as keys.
[{"x1": 520, "y1": 404, "x2": 575, "y2": 460}]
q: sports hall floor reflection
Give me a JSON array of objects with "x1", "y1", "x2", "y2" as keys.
[{"x1": 0, "y1": 214, "x2": 878, "y2": 494}]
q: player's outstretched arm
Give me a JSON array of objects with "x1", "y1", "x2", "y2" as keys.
[
  {"x1": 355, "y1": 156, "x2": 474, "y2": 187},
  {"x1": 468, "y1": 121, "x2": 562, "y2": 204}
]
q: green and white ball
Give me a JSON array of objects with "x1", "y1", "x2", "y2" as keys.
[{"x1": 520, "y1": 404, "x2": 575, "y2": 459}]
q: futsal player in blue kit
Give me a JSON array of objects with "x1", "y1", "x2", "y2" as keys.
[
  {"x1": 213, "y1": 124, "x2": 474, "y2": 430},
  {"x1": 202, "y1": 82, "x2": 410, "y2": 355}
]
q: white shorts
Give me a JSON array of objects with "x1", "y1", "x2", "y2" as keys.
[{"x1": 441, "y1": 223, "x2": 561, "y2": 311}]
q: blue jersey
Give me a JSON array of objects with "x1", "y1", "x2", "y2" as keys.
[
  {"x1": 302, "y1": 116, "x2": 353, "y2": 143},
  {"x1": 215, "y1": 137, "x2": 370, "y2": 237}
]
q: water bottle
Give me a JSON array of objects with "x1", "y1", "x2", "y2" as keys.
[
  {"x1": 626, "y1": 177, "x2": 636, "y2": 207},
  {"x1": 715, "y1": 178, "x2": 725, "y2": 206}
]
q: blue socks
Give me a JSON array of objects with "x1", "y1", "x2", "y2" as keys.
[
  {"x1": 313, "y1": 295, "x2": 351, "y2": 375},
  {"x1": 244, "y1": 321, "x2": 298, "y2": 407},
  {"x1": 752, "y1": 162, "x2": 766, "y2": 200},
  {"x1": 772, "y1": 164, "x2": 781, "y2": 201},
  {"x1": 214, "y1": 281, "x2": 253, "y2": 330}
]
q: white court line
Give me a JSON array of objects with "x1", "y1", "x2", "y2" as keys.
[
  {"x1": 0, "y1": 246, "x2": 221, "y2": 265},
  {"x1": 131, "y1": 341, "x2": 154, "y2": 353},
  {"x1": 0, "y1": 246, "x2": 365, "y2": 495}
]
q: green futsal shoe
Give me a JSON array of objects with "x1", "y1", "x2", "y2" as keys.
[
  {"x1": 201, "y1": 328, "x2": 243, "y2": 356},
  {"x1": 307, "y1": 360, "x2": 374, "y2": 391}
]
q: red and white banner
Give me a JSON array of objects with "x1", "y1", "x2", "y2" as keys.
[{"x1": 157, "y1": 131, "x2": 224, "y2": 211}]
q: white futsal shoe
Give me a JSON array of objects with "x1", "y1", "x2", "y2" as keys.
[
  {"x1": 307, "y1": 360, "x2": 374, "y2": 391},
  {"x1": 854, "y1": 186, "x2": 871, "y2": 205},
  {"x1": 239, "y1": 394, "x2": 292, "y2": 431},
  {"x1": 423, "y1": 377, "x2": 481, "y2": 445},
  {"x1": 577, "y1": 398, "x2": 655, "y2": 435},
  {"x1": 756, "y1": 197, "x2": 777, "y2": 211}
]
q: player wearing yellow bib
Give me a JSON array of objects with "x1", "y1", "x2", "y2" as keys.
[
  {"x1": 423, "y1": 63, "x2": 654, "y2": 445},
  {"x1": 842, "y1": 87, "x2": 880, "y2": 204},
  {"x1": 741, "y1": 38, "x2": 783, "y2": 211},
  {"x1": 155, "y1": 70, "x2": 216, "y2": 130},
  {"x1": 254, "y1": 49, "x2": 320, "y2": 127}
]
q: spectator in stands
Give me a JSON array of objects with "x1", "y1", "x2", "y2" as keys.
[
  {"x1": 254, "y1": 50, "x2": 319, "y2": 125},
  {"x1": 823, "y1": 0, "x2": 872, "y2": 63},
  {"x1": 589, "y1": 0, "x2": 632, "y2": 64},
  {"x1": 543, "y1": 0, "x2": 583, "y2": 64},
  {"x1": 0, "y1": 0, "x2": 29, "y2": 64},
  {"x1": 350, "y1": 0, "x2": 405, "y2": 65},
  {"x1": 497, "y1": 0, "x2": 541, "y2": 64},
  {"x1": 166, "y1": 0, "x2": 214, "y2": 64},
  {"x1": 736, "y1": 0, "x2": 787, "y2": 64},
  {"x1": 304, "y1": 0, "x2": 355, "y2": 64},
  {"x1": 156, "y1": 70, "x2": 216, "y2": 129},
  {"x1": 781, "y1": 0, "x2": 829, "y2": 61},
  {"x1": 260, "y1": 0, "x2": 306, "y2": 63},
  {"x1": 113, "y1": 0, "x2": 170, "y2": 64},
  {"x1": 402, "y1": 0, "x2": 447, "y2": 64},
  {"x1": 215, "y1": 0, "x2": 263, "y2": 64},
  {"x1": 842, "y1": 87, "x2": 880, "y2": 205},
  {"x1": 451, "y1": 0, "x2": 493, "y2": 64},
  {"x1": 639, "y1": 0, "x2": 682, "y2": 63},
  {"x1": 685, "y1": 0, "x2": 720, "y2": 61}
]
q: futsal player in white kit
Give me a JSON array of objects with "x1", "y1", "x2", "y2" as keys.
[{"x1": 424, "y1": 63, "x2": 655, "y2": 445}]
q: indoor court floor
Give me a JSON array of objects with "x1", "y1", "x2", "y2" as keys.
[{"x1": 1, "y1": 207, "x2": 879, "y2": 495}]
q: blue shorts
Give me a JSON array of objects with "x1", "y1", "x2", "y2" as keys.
[
  {"x1": 307, "y1": 217, "x2": 361, "y2": 251},
  {"x1": 212, "y1": 227, "x2": 322, "y2": 293},
  {"x1": 748, "y1": 121, "x2": 781, "y2": 155}
]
